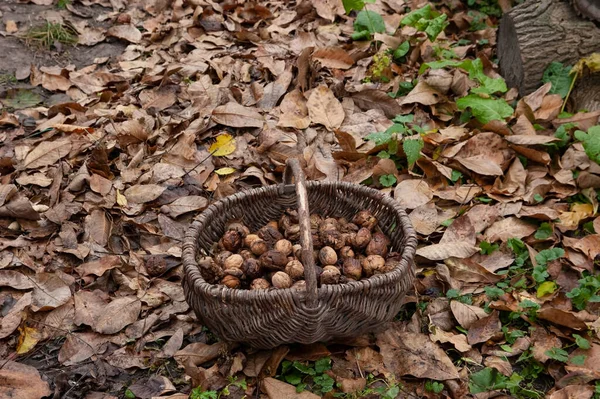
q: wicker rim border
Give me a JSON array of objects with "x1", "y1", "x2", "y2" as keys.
[{"x1": 182, "y1": 181, "x2": 418, "y2": 307}]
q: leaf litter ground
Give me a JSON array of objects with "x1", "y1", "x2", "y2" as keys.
[{"x1": 1, "y1": 0, "x2": 600, "y2": 398}]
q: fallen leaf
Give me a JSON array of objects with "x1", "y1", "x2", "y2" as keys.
[
  {"x1": 307, "y1": 85, "x2": 345, "y2": 130},
  {"x1": 351, "y1": 89, "x2": 404, "y2": 118},
  {"x1": 93, "y1": 296, "x2": 141, "y2": 334},
  {"x1": 467, "y1": 311, "x2": 501, "y2": 344},
  {"x1": 0, "y1": 361, "x2": 51, "y2": 399},
  {"x1": 484, "y1": 216, "x2": 536, "y2": 242},
  {"x1": 377, "y1": 330, "x2": 460, "y2": 380},
  {"x1": 262, "y1": 377, "x2": 321, "y2": 399},
  {"x1": 107, "y1": 24, "x2": 142, "y2": 43},
  {"x1": 212, "y1": 102, "x2": 264, "y2": 128},
  {"x1": 124, "y1": 184, "x2": 166, "y2": 203},
  {"x1": 23, "y1": 138, "x2": 72, "y2": 169},
  {"x1": 537, "y1": 308, "x2": 587, "y2": 331},
  {"x1": 451, "y1": 301, "x2": 488, "y2": 329},
  {"x1": 75, "y1": 255, "x2": 121, "y2": 277},
  {"x1": 394, "y1": 179, "x2": 433, "y2": 209},
  {"x1": 31, "y1": 272, "x2": 72, "y2": 312},
  {"x1": 548, "y1": 385, "x2": 594, "y2": 399},
  {"x1": 312, "y1": 47, "x2": 354, "y2": 69}
]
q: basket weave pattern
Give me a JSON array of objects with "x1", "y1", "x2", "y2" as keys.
[{"x1": 182, "y1": 176, "x2": 417, "y2": 348}]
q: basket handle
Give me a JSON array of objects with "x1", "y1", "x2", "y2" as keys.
[{"x1": 283, "y1": 159, "x2": 318, "y2": 308}]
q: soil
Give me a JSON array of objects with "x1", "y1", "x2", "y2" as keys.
[{"x1": 0, "y1": 0, "x2": 125, "y2": 77}]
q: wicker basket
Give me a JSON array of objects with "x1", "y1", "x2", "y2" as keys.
[{"x1": 182, "y1": 159, "x2": 417, "y2": 349}]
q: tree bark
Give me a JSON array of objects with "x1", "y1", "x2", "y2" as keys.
[
  {"x1": 497, "y1": 0, "x2": 600, "y2": 96},
  {"x1": 571, "y1": 73, "x2": 600, "y2": 113}
]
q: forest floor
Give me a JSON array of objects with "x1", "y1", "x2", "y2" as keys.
[{"x1": 1, "y1": 0, "x2": 600, "y2": 398}]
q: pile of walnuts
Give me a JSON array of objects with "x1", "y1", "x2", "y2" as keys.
[{"x1": 197, "y1": 210, "x2": 401, "y2": 290}]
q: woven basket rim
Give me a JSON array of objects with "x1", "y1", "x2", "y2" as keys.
[{"x1": 182, "y1": 180, "x2": 417, "y2": 307}]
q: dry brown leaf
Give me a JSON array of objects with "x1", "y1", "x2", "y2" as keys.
[
  {"x1": 400, "y1": 81, "x2": 443, "y2": 105},
  {"x1": 160, "y1": 196, "x2": 208, "y2": 218},
  {"x1": 417, "y1": 242, "x2": 480, "y2": 261},
  {"x1": 530, "y1": 325, "x2": 563, "y2": 363},
  {"x1": 537, "y1": 308, "x2": 587, "y2": 331},
  {"x1": 278, "y1": 89, "x2": 310, "y2": 129},
  {"x1": 0, "y1": 270, "x2": 35, "y2": 290},
  {"x1": 312, "y1": 47, "x2": 354, "y2": 70},
  {"x1": 107, "y1": 24, "x2": 142, "y2": 43},
  {"x1": 505, "y1": 134, "x2": 560, "y2": 145},
  {"x1": 377, "y1": 330, "x2": 460, "y2": 380},
  {"x1": 75, "y1": 255, "x2": 121, "y2": 277},
  {"x1": 467, "y1": 310, "x2": 501, "y2": 345},
  {"x1": 58, "y1": 332, "x2": 107, "y2": 366},
  {"x1": 174, "y1": 341, "x2": 229, "y2": 367},
  {"x1": 23, "y1": 138, "x2": 72, "y2": 169},
  {"x1": 0, "y1": 361, "x2": 51, "y2": 399},
  {"x1": 93, "y1": 296, "x2": 141, "y2": 334},
  {"x1": 124, "y1": 184, "x2": 166, "y2": 204},
  {"x1": 444, "y1": 257, "x2": 503, "y2": 283},
  {"x1": 409, "y1": 203, "x2": 454, "y2": 236},
  {"x1": 311, "y1": 0, "x2": 343, "y2": 21},
  {"x1": 455, "y1": 155, "x2": 504, "y2": 176},
  {"x1": 484, "y1": 356, "x2": 513, "y2": 376},
  {"x1": 351, "y1": 89, "x2": 404, "y2": 118},
  {"x1": 568, "y1": 344, "x2": 600, "y2": 373},
  {"x1": 212, "y1": 101, "x2": 264, "y2": 128},
  {"x1": 548, "y1": 385, "x2": 594, "y2": 399},
  {"x1": 139, "y1": 86, "x2": 177, "y2": 111},
  {"x1": 84, "y1": 209, "x2": 111, "y2": 247},
  {"x1": 484, "y1": 216, "x2": 536, "y2": 242},
  {"x1": 394, "y1": 179, "x2": 433, "y2": 209},
  {"x1": 262, "y1": 377, "x2": 321, "y2": 399},
  {"x1": 31, "y1": 272, "x2": 72, "y2": 312},
  {"x1": 430, "y1": 328, "x2": 472, "y2": 352},
  {"x1": 307, "y1": 85, "x2": 345, "y2": 130},
  {"x1": 450, "y1": 301, "x2": 488, "y2": 329}
]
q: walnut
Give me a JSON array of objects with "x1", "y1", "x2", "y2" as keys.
[
  {"x1": 226, "y1": 221, "x2": 250, "y2": 237},
  {"x1": 250, "y1": 278, "x2": 271, "y2": 290},
  {"x1": 285, "y1": 260, "x2": 304, "y2": 280},
  {"x1": 274, "y1": 239, "x2": 293, "y2": 256},
  {"x1": 244, "y1": 234, "x2": 260, "y2": 248},
  {"x1": 222, "y1": 275, "x2": 241, "y2": 288},
  {"x1": 366, "y1": 232, "x2": 389, "y2": 257},
  {"x1": 223, "y1": 254, "x2": 244, "y2": 269},
  {"x1": 272, "y1": 271, "x2": 292, "y2": 289},
  {"x1": 353, "y1": 210, "x2": 378, "y2": 231},
  {"x1": 319, "y1": 246, "x2": 338, "y2": 266},
  {"x1": 343, "y1": 258, "x2": 362, "y2": 280},
  {"x1": 259, "y1": 250, "x2": 288, "y2": 271},
  {"x1": 320, "y1": 229, "x2": 345, "y2": 249},
  {"x1": 291, "y1": 280, "x2": 307, "y2": 291},
  {"x1": 353, "y1": 228, "x2": 372, "y2": 249},
  {"x1": 241, "y1": 258, "x2": 263, "y2": 280},
  {"x1": 320, "y1": 265, "x2": 341, "y2": 285},
  {"x1": 250, "y1": 239, "x2": 268, "y2": 256},
  {"x1": 258, "y1": 225, "x2": 284, "y2": 247},
  {"x1": 222, "y1": 230, "x2": 242, "y2": 252},
  {"x1": 338, "y1": 246, "x2": 355, "y2": 259},
  {"x1": 361, "y1": 255, "x2": 386, "y2": 277}
]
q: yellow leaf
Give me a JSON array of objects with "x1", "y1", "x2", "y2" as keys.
[
  {"x1": 17, "y1": 326, "x2": 41, "y2": 354},
  {"x1": 215, "y1": 167, "x2": 236, "y2": 175},
  {"x1": 209, "y1": 134, "x2": 236, "y2": 157},
  {"x1": 557, "y1": 203, "x2": 594, "y2": 230},
  {"x1": 116, "y1": 189, "x2": 128, "y2": 206},
  {"x1": 571, "y1": 53, "x2": 600, "y2": 77}
]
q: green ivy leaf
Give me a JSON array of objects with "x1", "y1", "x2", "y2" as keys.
[
  {"x1": 574, "y1": 126, "x2": 600, "y2": 165},
  {"x1": 354, "y1": 10, "x2": 386, "y2": 34},
  {"x1": 574, "y1": 334, "x2": 591, "y2": 350},
  {"x1": 469, "y1": 368, "x2": 507, "y2": 394},
  {"x1": 456, "y1": 94, "x2": 514, "y2": 124},
  {"x1": 342, "y1": 0, "x2": 365, "y2": 13},
  {"x1": 393, "y1": 41, "x2": 410, "y2": 59},
  {"x1": 533, "y1": 193, "x2": 544, "y2": 203},
  {"x1": 401, "y1": 4, "x2": 435, "y2": 27},
  {"x1": 545, "y1": 347, "x2": 569, "y2": 363},
  {"x1": 533, "y1": 265, "x2": 549, "y2": 283},
  {"x1": 423, "y1": 13, "x2": 448, "y2": 41},
  {"x1": 535, "y1": 248, "x2": 565, "y2": 267},
  {"x1": 479, "y1": 241, "x2": 499, "y2": 255},
  {"x1": 534, "y1": 223, "x2": 553, "y2": 240},
  {"x1": 315, "y1": 357, "x2": 332, "y2": 374},
  {"x1": 379, "y1": 174, "x2": 397, "y2": 187},
  {"x1": 537, "y1": 281, "x2": 557, "y2": 298},
  {"x1": 570, "y1": 354, "x2": 587, "y2": 365},
  {"x1": 484, "y1": 286, "x2": 505, "y2": 300},
  {"x1": 542, "y1": 62, "x2": 573, "y2": 98},
  {"x1": 450, "y1": 169, "x2": 463, "y2": 182},
  {"x1": 403, "y1": 138, "x2": 424, "y2": 168}
]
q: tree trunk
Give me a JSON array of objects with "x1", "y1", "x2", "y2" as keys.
[
  {"x1": 570, "y1": 73, "x2": 600, "y2": 113},
  {"x1": 497, "y1": 0, "x2": 600, "y2": 96}
]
